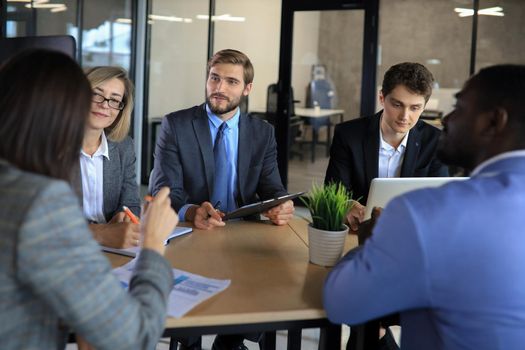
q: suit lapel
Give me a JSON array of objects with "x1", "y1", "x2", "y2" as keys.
[
  {"x1": 401, "y1": 123, "x2": 422, "y2": 176},
  {"x1": 102, "y1": 140, "x2": 117, "y2": 220},
  {"x1": 363, "y1": 113, "x2": 381, "y2": 183},
  {"x1": 192, "y1": 105, "x2": 215, "y2": 198},
  {"x1": 237, "y1": 114, "x2": 252, "y2": 204}
]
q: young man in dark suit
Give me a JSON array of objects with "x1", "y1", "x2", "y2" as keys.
[
  {"x1": 325, "y1": 62, "x2": 448, "y2": 231},
  {"x1": 149, "y1": 49, "x2": 294, "y2": 350},
  {"x1": 149, "y1": 49, "x2": 294, "y2": 231}
]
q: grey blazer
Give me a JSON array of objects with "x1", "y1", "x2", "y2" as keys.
[
  {"x1": 149, "y1": 104, "x2": 287, "y2": 211},
  {"x1": 75, "y1": 136, "x2": 141, "y2": 222},
  {"x1": 102, "y1": 136, "x2": 141, "y2": 220},
  {"x1": 0, "y1": 159, "x2": 172, "y2": 350}
]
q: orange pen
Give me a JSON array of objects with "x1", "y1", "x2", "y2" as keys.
[{"x1": 122, "y1": 206, "x2": 140, "y2": 224}]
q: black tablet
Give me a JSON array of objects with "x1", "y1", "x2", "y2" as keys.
[{"x1": 223, "y1": 192, "x2": 305, "y2": 220}]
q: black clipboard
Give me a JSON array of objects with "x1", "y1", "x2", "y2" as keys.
[{"x1": 222, "y1": 192, "x2": 305, "y2": 220}]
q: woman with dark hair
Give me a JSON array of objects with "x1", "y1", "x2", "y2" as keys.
[
  {"x1": 0, "y1": 49, "x2": 178, "y2": 349},
  {"x1": 79, "y1": 66, "x2": 142, "y2": 249}
]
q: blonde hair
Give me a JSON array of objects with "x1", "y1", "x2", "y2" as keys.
[{"x1": 85, "y1": 66, "x2": 134, "y2": 142}]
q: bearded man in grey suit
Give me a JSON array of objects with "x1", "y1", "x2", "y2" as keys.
[{"x1": 150, "y1": 49, "x2": 294, "y2": 232}]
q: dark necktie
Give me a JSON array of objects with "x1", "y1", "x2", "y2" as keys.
[{"x1": 211, "y1": 123, "x2": 229, "y2": 211}]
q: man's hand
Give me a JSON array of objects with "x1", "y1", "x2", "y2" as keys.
[
  {"x1": 263, "y1": 199, "x2": 294, "y2": 225},
  {"x1": 89, "y1": 222, "x2": 141, "y2": 249},
  {"x1": 357, "y1": 206, "x2": 383, "y2": 245},
  {"x1": 347, "y1": 201, "x2": 365, "y2": 231},
  {"x1": 186, "y1": 201, "x2": 225, "y2": 230}
]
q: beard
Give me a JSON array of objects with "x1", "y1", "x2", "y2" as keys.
[{"x1": 206, "y1": 93, "x2": 241, "y2": 116}]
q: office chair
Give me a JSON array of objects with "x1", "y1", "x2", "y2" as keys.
[
  {"x1": 0, "y1": 35, "x2": 76, "y2": 66},
  {"x1": 266, "y1": 83, "x2": 304, "y2": 160}
]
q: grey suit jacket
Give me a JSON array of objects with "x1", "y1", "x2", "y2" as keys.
[
  {"x1": 149, "y1": 104, "x2": 287, "y2": 212},
  {"x1": 102, "y1": 136, "x2": 141, "y2": 220},
  {"x1": 0, "y1": 159, "x2": 172, "y2": 350},
  {"x1": 74, "y1": 136, "x2": 141, "y2": 222},
  {"x1": 325, "y1": 111, "x2": 449, "y2": 204}
]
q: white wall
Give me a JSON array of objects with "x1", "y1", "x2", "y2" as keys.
[
  {"x1": 148, "y1": 0, "x2": 208, "y2": 119},
  {"x1": 148, "y1": 0, "x2": 321, "y2": 116},
  {"x1": 292, "y1": 11, "x2": 321, "y2": 108}
]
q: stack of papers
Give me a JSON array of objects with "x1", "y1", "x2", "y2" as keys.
[
  {"x1": 113, "y1": 259, "x2": 231, "y2": 318},
  {"x1": 102, "y1": 226, "x2": 193, "y2": 258}
]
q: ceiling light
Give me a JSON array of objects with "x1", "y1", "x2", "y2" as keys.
[
  {"x1": 454, "y1": 6, "x2": 504, "y2": 17},
  {"x1": 50, "y1": 5, "x2": 66, "y2": 12},
  {"x1": 116, "y1": 18, "x2": 132, "y2": 24},
  {"x1": 197, "y1": 14, "x2": 246, "y2": 22},
  {"x1": 148, "y1": 14, "x2": 193, "y2": 23},
  {"x1": 25, "y1": 3, "x2": 65, "y2": 9}
]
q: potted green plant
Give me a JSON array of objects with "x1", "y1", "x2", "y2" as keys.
[{"x1": 301, "y1": 182, "x2": 353, "y2": 267}]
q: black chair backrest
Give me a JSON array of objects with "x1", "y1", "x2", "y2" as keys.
[
  {"x1": 0, "y1": 35, "x2": 76, "y2": 66},
  {"x1": 266, "y1": 83, "x2": 297, "y2": 125}
]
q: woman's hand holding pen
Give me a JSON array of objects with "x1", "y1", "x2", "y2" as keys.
[
  {"x1": 186, "y1": 201, "x2": 225, "y2": 230},
  {"x1": 141, "y1": 187, "x2": 179, "y2": 255}
]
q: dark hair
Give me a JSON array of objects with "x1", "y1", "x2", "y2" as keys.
[
  {"x1": 469, "y1": 64, "x2": 525, "y2": 125},
  {"x1": 207, "y1": 49, "x2": 254, "y2": 85},
  {"x1": 382, "y1": 62, "x2": 434, "y2": 102},
  {"x1": 0, "y1": 49, "x2": 91, "y2": 181}
]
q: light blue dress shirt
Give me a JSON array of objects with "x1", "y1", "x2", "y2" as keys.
[{"x1": 178, "y1": 105, "x2": 240, "y2": 221}]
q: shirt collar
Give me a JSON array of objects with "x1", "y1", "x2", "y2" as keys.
[
  {"x1": 81, "y1": 131, "x2": 110, "y2": 159},
  {"x1": 379, "y1": 123, "x2": 409, "y2": 152},
  {"x1": 471, "y1": 150, "x2": 525, "y2": 176},
  {"x1": 206, "y1": 104, "x2": 241, "y2": 130}
]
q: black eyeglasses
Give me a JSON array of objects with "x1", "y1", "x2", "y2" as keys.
[{"x1": 92, "y1": 93, "x2": 124, "y2": 110}]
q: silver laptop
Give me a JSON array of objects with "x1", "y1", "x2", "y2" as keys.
[{"x1": 364, "y1": 177, "x2": 468, "y2": 220}]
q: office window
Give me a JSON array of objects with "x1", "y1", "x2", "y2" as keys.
[
  {"x1": 214, "y1": 0, "x2": 281, "y2": 112},
  {"x1": 378, "y1": 0, "x2": 472, "y2": 117},
  {"x1": 475, "y1": 0, "x2": 525, "y2": 69},
  {"x1": 5, "y1": 0, "x2": 77, "y2": 39},
  {"x1": 147, "y1": 0, "x2": 208, "y2": 119},
  {"x1": 81, "y1": 0, "x2": 132, "y2": 70}
]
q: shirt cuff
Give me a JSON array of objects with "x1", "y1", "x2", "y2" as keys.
[{"x1": 178, "y1": 204, "x2": 194, "y2": 222}]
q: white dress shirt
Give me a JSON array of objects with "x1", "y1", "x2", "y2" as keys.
[
  {"x1": 378, "y1": 126, "x2": 409, "y2": 178},
  {"x1": 80, "y1": 132, "x2": 109, "y2": 223}
]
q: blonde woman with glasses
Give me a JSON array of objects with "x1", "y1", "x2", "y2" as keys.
[{"x1": 79, "y1": 66, "x2": 141, "y2": 249}]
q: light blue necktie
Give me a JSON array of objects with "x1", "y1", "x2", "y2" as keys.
[{"x1": 211, "y1": 123, "x2": 230, "y2": 211}]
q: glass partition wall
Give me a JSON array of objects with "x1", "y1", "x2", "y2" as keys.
[{"x1": 2, "y1": 0, "x2": 524, "y2": 185}]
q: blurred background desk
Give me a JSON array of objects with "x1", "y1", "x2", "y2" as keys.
[{"x1": 294, "y1": 108, "x2": 344, "y2": 163}]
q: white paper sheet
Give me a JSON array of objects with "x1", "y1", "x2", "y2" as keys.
[
  {"x1": 102, "y1": 226, "x2": 193, "y2": 258},
  {"x1": 113, "y1": 259, "x2": 231, "y2": 318}
]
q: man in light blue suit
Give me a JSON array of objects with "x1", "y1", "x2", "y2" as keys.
[{"x1": 324, "y1": 64, "x2": 525, "y2": 350}]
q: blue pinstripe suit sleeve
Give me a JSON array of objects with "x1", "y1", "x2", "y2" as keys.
[{"x1": 16, "y1": 180, "x2": 173, "y2": 349}]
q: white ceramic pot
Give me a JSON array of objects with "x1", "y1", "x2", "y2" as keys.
[{"x1": 307, "y1": 224, "x2": 348, "y2": 267}]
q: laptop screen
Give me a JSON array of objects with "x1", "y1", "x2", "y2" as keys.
[{"x1": 364, "y1": 177, "x2": 468, "y2": 220}]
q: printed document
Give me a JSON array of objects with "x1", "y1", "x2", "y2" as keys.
[{"x1": 113, "y1": 259, "x2": 231, "y2": 318}]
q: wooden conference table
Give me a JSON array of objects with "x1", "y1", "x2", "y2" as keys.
[
  {"x1": 106, "y1": 218, "x2": 358, "y2": 350},
  {"x1": 294, "y1": 108, "x2": 344, "y2": 163}
]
